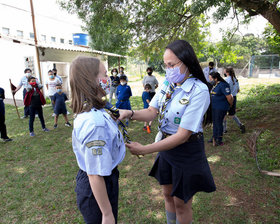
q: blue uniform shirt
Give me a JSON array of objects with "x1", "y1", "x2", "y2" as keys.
[
  {"x1": 72, "y1": 108, "x2": 126, "y2": 176},
  {"x1": 150, "y1": 78, "x2": 210, "y2": 134},
  {"x1": 53, "y1": 92, "x2": 67, "y2": 111},
  {"x1": 211, "y1": 81, "x2": 231, "y2": 110},
  {"x1": 116, "y1": 84, "x2": 132, "y2": 110},
  {"x1": 0, "y1": 87, "x2": 5, "y2": 115},
  {"x1": 142, "y1": 91, "x2": 151, "y2": 109},
  {"x1": 225, "y1": 76, "x2": 239, "y2": 96}
]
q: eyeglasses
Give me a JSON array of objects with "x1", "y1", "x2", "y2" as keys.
[{"x1": 161, "y1": 61, "x2": 182, "y2": 70}]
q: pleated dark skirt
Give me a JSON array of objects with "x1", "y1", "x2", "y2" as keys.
[{"x1": 149, "y1": 136, "x2": 216, "y2": 203}]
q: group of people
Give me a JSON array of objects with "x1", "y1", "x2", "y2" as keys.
[
  {"x1": 108, "y1": 66, "x2": 159, "y2": 131},
  {"x1": 1, "y1": 39, "x2": 247, "y2": 224},
  {"x1": 4, "y1": 68, "x2": 71, "y2": 137},
  {"x1": 203, "y1": 62, "x2": 246, "y2": 146}
]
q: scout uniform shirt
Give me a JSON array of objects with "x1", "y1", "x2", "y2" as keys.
[
  {"x1": 211, "y1": 81, "x2": 231, "y2": 111},
  {"x1": 150, "y1": 77, "x2": 210, "y2": 135},
  {"x1": 225, "y1": 76, "x2": 239, "y2": 96},
  {"x1": 72, "y1": 108, "x2": 126, "y2": 176}
]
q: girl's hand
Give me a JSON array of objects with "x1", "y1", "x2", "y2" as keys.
[
  {"x1": 102, "y1": 212, "x2": 115, "y2": 224},
  {"x1": 125, "y1": 142, "x2": 147, "y2": 155},
  {"x1": 118, "y1": 109, "x2": 132, "y2": 120}
]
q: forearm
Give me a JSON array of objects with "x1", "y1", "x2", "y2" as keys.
[
  {"x1": 131, "y1": 107, "x2": 158, "y2": 122},
  {"x1": 88, "y1": 175, "x2": 113, "y2": 216}
]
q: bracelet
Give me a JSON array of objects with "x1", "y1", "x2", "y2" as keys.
[{"x1": 130, "y1": 110, "x2": 134, "y2": 119}]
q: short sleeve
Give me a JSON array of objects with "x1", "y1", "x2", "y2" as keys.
[
  {"x1": 142, "y1": 76, "x2": 146, "y2": 85},
  {"x1": 18, "y1": 78, "x2": 23, "y2": 87},
  {"x1": 221, "y1": 83, "x2": 231, "y2": 96},
  {"x1": 149, "y1": 91, "x2": 160, "y2": 109},
  {"x1": 81, "y1": 126, "x2": 113, "y2": 176},
  {"x1": 64, "y1": 94, "x2": 68, "y2": 101},
  {"x1": 155, "y1": 77, "x2": 159, "y2": 85},
  {"x1": 179, "y1": 90, "x2": 210, "y2": 133},
  {"x1": 52, "y1": 94, "x2": 57, "y2": 101}
]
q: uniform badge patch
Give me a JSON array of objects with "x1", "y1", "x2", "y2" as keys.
[
  {"x1": 179, "y1": 98, "x2": 189, "y2": 105},
  {"x1": 92, "y1": 148, "x2": 102, "y2": 155},
  {"x1": 86, "y1": 140, "x2": 106, "y2": 148},
  {"x1": 225, "y1": 87, "x2": 230, "y2": 93},
  {"x1": 174, "y1": 117, "x2": 181, "y2": 124}
]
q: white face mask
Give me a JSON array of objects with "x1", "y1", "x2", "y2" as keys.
[
  {"x1": 26, "y1": 72, "x2": 31, "y2": 77},
  {"x1": 120, "y1": 82, "x2": 126, "y2": 85},
  {"x1": 113, "y1": 72, "x2": 117, "y2": 75}
]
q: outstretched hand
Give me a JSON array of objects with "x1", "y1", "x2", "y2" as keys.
[{"x1": 125, "y1": 141, "x2": 147, "y2": 155}]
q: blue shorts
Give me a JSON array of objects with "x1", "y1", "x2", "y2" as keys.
[{"x1": 75, "y1": 168, "x2": 119, "y2": 224}]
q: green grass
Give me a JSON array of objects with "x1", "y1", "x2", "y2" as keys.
[{"x1": 1, "y1": 84, "x2": 280, "y2": 223}]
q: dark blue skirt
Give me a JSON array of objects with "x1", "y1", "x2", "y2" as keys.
[{"x1": 149, "y1": 136, "x2": 216, "y2": 203}]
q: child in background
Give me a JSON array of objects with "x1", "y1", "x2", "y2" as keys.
[
  {"x1": 142, "y1": 84, "x2": 152, "y2": 133},
  {"x1": 45, "y1": 70, "x2": 61, "y2": 116},
  {"x1": 0, "y1": 87, "x2": 12, "y2": 142},
  {"x1": 24, "y1": 76, "x2": 49, "y2": 137},
  {"x1": 52, "y1": 84, "x2": 71, "y2": 128},
  {"x1": 116, "y1": 75, "x2": 132, "y2": 126}
]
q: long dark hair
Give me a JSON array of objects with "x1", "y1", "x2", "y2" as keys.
[
  {"x1": 226, "y1": 67, "x2": 238, "y2": 85},
  {"x1": 166, "y1": 40, "x2": 211, "y2": 126},
  {"x1": 210, "y1": 72, "x2": 227, "y2": 83}
]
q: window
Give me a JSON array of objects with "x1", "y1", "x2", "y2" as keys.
[
  {"x1": 41, "y1": 34, "x2": 46, "y2": 41},
  {"x1": 17, "y1": 30, "x2": 23, "y2": 38},
  {"x1": 60, "y1": 38, "x2": 64, "y2": 44},
  {"x1": 30, "y1": 32, "x2": 34, "y2": 39},
  {"x1": 69, "y1": 40, "x2": 73, "y2": 45},
  {"x1": 51, "y1": 36, "x2": 56, "y2": 42},
  {"x1": 2, "y1": 27, "x2": 10, "y2": 35}
]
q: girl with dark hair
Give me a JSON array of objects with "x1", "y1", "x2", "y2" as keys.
[
  {"x1": 119, "y1": 40, "x2": 216, "y2": 224},
  {"x1": 70, "y1": 56, "x2": 126, "y2": 224},
  {"x1": 209, "y1": 72, "x2": 233, "y2": 146},
  {"x1": 223, "y1": 67, "x2": 245, "y2": 133}
]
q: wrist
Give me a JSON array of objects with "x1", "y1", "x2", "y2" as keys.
[{"x1": 130, "y1": 110, "x2": 134, "y2": 119}]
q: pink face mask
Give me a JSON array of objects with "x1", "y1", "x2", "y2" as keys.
[{"x1": 99, "y1": 77, "x2": 111, "y2": 95}]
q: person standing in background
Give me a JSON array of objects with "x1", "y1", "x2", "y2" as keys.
[
  {"x1": 52, "y1": 68, "x2": 63, "y2": 84},
  {"x1": 142, "y1": 67, "x2": 159, "y2": 99},
  {"x1": 45, "y1": 70, "x2": 61, "y2": 115},
  {"x1": 223, "y1": 67, "x2": 245, "y2": 133},
  {"x1": 209, "y1": 72, "x2": 233, "y2": 146},
  {"x1": 203, "y1": 62, "x2": 217, "y2": 83},
  {"x1": 13, "y1": 68, "x2": 39, "y2": 119},
  {"x1": 109, "y1": 68, "x2": 120, "y2": 103},
  {"x1": 0, "y1": 87, "x2": 12, "y2": 142},
  {"x1": 117, "y1": 67, "x2": 128, "y2": 81}
]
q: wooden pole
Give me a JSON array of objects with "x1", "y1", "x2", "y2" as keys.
[
  {"x1": 29, "y1": 0, "x2": 43, "y2": 88},
  {"x1": 9, "y1": 79, "x2": 20, "y2": 119}
]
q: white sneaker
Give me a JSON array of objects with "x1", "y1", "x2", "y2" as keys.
[{"x1": 52, "y1": 113, "x2": 56, "y2": 117}]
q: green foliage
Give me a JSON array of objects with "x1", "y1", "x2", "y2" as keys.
[
  {"x1": 263, "y1": 23, "x2": 280, "y2": 54},
  {"x1": 200, "y1": 33, "x2": 268, "y2": 67}
]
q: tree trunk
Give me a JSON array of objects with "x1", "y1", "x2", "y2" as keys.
[{"x1": 232, "y1": 0, "x2": 280, "y2": 34}]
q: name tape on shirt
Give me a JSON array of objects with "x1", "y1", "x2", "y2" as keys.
[
  {"x1": 92, "y1": 148, "x2": 102, "y2": 155},
  {"x1": 86, "y1": 140, "x2": 106, "y2": 148}
]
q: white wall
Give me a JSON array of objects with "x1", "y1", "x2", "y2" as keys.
[{"x1": 0, "y1": 38, "x2": 38, "y2": 100}]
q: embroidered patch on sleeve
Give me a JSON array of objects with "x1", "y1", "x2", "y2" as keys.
[
  {"x1": 92, "y1": 148, "x2": 102, "y2": 155},
  {"x1": 86, "y1": 140, "x2": 106, "y2": 148},
  {"x1": 225, "y1": 87, "x2": 230, "y2": 93},
  {"x1": 174, "y1": 117, "x2": 181, "y2": 124}
]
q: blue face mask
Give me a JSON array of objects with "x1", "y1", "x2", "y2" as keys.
[
  {"x1": 50, "y1": 75, "x2": 54, "y2": 79},
  {"x1": 165, "y1": 63, "x2": 186, "y2": 84},
  {"x1": 57, "y1": 89, "x2": 62, "y2": 93}
]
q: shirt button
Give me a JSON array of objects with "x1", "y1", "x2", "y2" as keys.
[
  {"x1": 177, "y1": 112, "x2": 179, "y2": 114},
  {"x1": 166, "y1": 110, "x2": 168, "y2": 112},
  {"x1": 94, "y1": 109, "x2": 97, "y2": 111}
]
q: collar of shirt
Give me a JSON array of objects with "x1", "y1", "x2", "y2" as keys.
[{"x1": 179, "y1": 75, "x2": 195, "y2": 92}]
